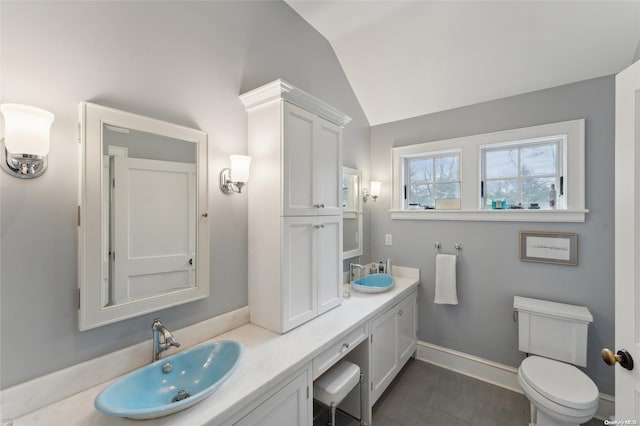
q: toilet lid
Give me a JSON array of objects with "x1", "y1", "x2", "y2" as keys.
[{"x1": 520, "y1": 356, "x2": 598, "y2": 410}]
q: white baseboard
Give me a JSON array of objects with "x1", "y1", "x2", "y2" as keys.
[{"x1": 415, "y1": 340, "x2": 614, "y2": 421}]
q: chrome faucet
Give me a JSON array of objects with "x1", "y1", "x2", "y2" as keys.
[
  {"x1": 349, "y1": 263, "x2": 365, "y2": 283},
  {"x1": 152, "y1": 319, "x2": 180, "y2": 362}
]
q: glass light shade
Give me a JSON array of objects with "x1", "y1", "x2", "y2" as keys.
[
  {"x1": 370, "y1": 181, "x2": 382, "y2": 197},
  {"x1": 230, "y1": 155, "x2": 251, "y2": 183},
  {"x1": 1, "y1": 104, "x2": 54, "y2": 156}
]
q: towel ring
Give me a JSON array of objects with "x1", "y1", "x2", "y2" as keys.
[{"x1": 434, "y1": 242, "x2": 462, "y2": 257}]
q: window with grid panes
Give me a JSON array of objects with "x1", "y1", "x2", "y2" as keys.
[
  {"x1": 481, "y1": 138, "x2": 563, "y2": 209},
  {"x1": 404, "y1": 152, "x2": 460, "y2": 209}
]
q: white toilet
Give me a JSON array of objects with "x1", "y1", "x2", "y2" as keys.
[{"x1": 514, "y1": 296, "x2": 599, "y2": 426}]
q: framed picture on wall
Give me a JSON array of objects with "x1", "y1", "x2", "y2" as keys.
[{"x1": 519, "y1": 231, "x2": 578, "y2": 266}]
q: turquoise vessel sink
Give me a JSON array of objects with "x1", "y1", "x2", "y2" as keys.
[
  {"x1": 351, "y1": 273, "x2": 395, "y2": 293},
  {"x1": 95, "y1": 340, "x2": 241, "y2": 419}
]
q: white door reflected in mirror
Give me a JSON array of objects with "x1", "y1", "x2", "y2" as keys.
[{"x1": 103, "y1": 127, "x2": 197, "y2": 307}]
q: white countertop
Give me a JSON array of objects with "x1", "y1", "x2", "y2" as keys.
[{"x1": 15, "y1": 271, "x2": 419, "y2": 426}]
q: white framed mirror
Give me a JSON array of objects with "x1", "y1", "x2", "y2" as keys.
[
  {"x1": 78, "y1": 102, "x2": 209, "y2": 330},
  {"x1": 343, "y1": 167, "x2": 363, "y2": 259}
]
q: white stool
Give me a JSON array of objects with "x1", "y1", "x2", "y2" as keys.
[{"x1": 313, "y1": 360, "x2": 363, "y2": 426}]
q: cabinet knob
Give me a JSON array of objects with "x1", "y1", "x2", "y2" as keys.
[
  {"x1": 314, "y1": 203, "x2": 325, "y2": 208},
  {"x1": 314, "y1": 224, "x2": 325, "y2": 229},
  {"x1": 398, "y1": 310, "x2": 404, "y2": 316},
  {"x1": 202, "y1": 212, "x2": 208, "y2": 217},
  {"x1": 341, "y1": 342, "x2": 350, "y2": 351}
]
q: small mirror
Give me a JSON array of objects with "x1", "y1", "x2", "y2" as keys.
[
  {"x1": 343, "y1": 167, "x2": 363, "y2": 259},
  {"x1": 78, "y1": 102, "x2": 209, "y2": 330}
]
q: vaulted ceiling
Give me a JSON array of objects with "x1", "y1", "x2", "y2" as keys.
[{"x1": 286, "y1": 1, "x2": 640, "y2": 126}]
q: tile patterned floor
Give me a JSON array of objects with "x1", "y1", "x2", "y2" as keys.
[{"x1": 314, "y1": 358, "x2": 605, "y2": 426}]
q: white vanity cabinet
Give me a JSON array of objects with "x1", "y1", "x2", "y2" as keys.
[
  {"x1": 226, "y1": 366, "x2": 312, "y2": 426},
  {"x1": 397, "y1": 291, "x2": 418, "y2": 365},
  {"x1": 370, "y1": 290, "x2": 418, "y2": 404},
  {"x1": 241, "y1": 80, "x2": 351, "y2": 334}
]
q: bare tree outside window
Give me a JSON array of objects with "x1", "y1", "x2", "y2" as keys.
[{"x1": 406, "y1": 154, "x2": 460, "y2": 208}]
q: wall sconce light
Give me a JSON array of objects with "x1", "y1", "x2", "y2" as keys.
[
  {"x1": 363, "y1": 181, "x2": 382, "y2": 202},
  {"x1": 220, "y1": 154, "x2": 251, "y2": 194},
  {"x1": 1, "y1": 103, "x2": 55, "y2": 179}
]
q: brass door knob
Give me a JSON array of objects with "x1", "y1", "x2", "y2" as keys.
[{"x1": 601, "y1": 348, "x2": 634, "y2": 370}]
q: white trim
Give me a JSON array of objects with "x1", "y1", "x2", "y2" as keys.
[
  {"x1": 415, "y1": 341, "x2": 614, "y2": 421},
  {"x1": 390, "y1": 208, "x2": 588, "y2": 222},
  {"x1": 0, "y1": 306, "x2": 250, "y2": 420},
  {"x1": 391, "y1": 119, "x2": 586, "y2": 222},
  {"x1": 416, "y1": 340, "x2": 521, "y2": 393},
  {"x1": 239, "y1": 79, "x2": 352, "y2": 127}
]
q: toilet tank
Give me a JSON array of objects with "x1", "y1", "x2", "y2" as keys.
[{"x1": 514, "y1": 296, "x2": 593, "y2": 367}]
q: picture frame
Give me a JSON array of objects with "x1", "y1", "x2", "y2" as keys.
[{"x1": 519, "y1": 231, "x2": 578, "y2": 266}]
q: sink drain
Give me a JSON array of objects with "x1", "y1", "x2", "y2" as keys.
[{"x1": 171, "y1": 389, "x2": 190, "y2": 403}]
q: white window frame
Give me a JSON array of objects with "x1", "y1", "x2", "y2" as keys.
[
  {"x1": 480, "y1": 136, "x2": 565, "y2": 210},
  {"x1": 403, "y1": 149, "x2": 462, "y2": 209},
  {"x1": 390, "y1": 119, "x2": 587, "y2": 222}
]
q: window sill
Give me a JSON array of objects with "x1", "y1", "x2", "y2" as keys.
[{"x1": 389, "y1": 209, "x2": 588, "y2": 223}]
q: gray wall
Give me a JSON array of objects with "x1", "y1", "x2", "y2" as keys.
[
  {"x1": 369, "y1": 76, "x2": 615, "y2": 395},
  {"x1": 634, "y1": 37, "x2": 640, "y2": 62},
  {"x1": 0, "y1": 1, "x2": 370, "y2": 389}
]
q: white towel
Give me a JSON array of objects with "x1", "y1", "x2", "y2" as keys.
[{"x1": 434, "y1": 254, "x2": 458, "y2": 305}]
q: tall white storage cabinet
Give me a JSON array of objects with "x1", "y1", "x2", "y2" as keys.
[{"x1": 240, "y1": 80, "x2": 351, "y2": 334}]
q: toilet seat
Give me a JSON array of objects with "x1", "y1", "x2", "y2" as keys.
[
  {"x1": 519, "y1": 356, "x2": 598, "y2": 411},
  {"x1": 518, "y1": 369, "x2": 597, "y2": 424}
]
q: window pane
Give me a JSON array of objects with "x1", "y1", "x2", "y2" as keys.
[
  {"x1": 435, "y1": 183, "x2": 460, "y2": 199},
  {"x1": 409, "y1": 183, "x2": 434, "y2": 206},
  {"x1": 485, "y1": 149, "x2": 518, "y2": 179},
  {"x1": 486, "y1": 179, "x2": 518, "y2": 206},
  {"x1": 520, "y1": 144, "x2": 557, "y2": 176},
  {"x1": 435, "y1": 156, "x2": 459, "y2": 183},
  {"x1": 522, "y1": 177, "x2": 555, "y2": 205},
  {"x1": 408, "y1": 158, "x2": 432, "y2": 184}
]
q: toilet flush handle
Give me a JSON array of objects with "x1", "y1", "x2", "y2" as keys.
[{"x1": 601, "y1": 348, "x2": 634, "y2": 370}]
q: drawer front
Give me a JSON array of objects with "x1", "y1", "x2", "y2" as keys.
[{"x1": 312, "y1": 323, "x2": 368, "y2": 380}]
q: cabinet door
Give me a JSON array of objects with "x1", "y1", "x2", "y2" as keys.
[
  {"x1": 313, "y1": 117, "x2": 342, "y2": 216},
  {"x1": 397, "y1": 292, "x2": 417, "y2": 366},
  {"x1": 282, "y1": 217, "x2": 317, "y2": 332},
  {"x1": 370, "y1": 306, "x2": 398, "y2": 404},
  {"x1": 283, "y1": 102, "x2": 342, "y2": 216},
  {"x1": 234, "y1": 369, "x2": 311, "y2": 426},
  {"x1": 316, "y1": 216, "x2": 342, "y2": 314},
  {"x1": 283, "y1": 103, "x2": 316, "y2": 216}
]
